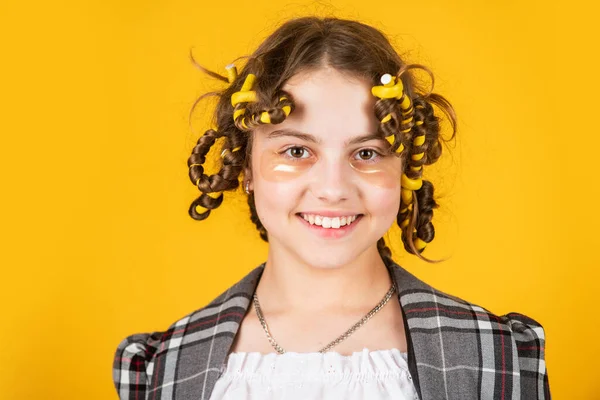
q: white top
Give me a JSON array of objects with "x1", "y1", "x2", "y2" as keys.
[{"x1": 209, "y1": 348, "x2": 419, "y2": 400}]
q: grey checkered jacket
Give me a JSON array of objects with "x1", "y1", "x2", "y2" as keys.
[{"x1": 113, "y1": 261, "x2": 550, "y2": 399}]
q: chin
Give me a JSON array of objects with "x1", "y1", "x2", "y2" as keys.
[{"x1": 292, "y1": 246, "x2": 366, "y2": 270}]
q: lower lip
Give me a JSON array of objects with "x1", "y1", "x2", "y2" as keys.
[{"x1": 296, "y1": 214, "x2": 363, "y2": 239}]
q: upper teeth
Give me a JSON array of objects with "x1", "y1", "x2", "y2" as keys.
[{"x1": 300, "y1": 214, "x2": 359, "y2": 229}]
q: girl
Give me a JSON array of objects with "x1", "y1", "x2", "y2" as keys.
[{"x1": 113, "y1": 16, "x2": 550, "y2": 400}]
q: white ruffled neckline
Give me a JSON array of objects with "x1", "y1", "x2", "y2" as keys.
[
  {"x1": 219, "y1": 347, "x2": 411, "y2": 378},
  {"x1": 210, "y1": 348, "x2": 418, "y2": 399}
]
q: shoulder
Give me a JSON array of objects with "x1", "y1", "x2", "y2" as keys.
[
  {"x1": 496, "y1": 311, "x2": 550, "y2": 397},
  {"x1": 112, "y1": 264, "x2": 265, "y2": 399},
  {"x1": 390, "y1": 261, "x2": 548, "y2": 342},
  {"x1": 423, "y1": 289, "x2": 550, "y2": 397},
  {"x1": 389, "y1": 262, "x2": 550, "y2": 397},
  {"x1": 422, "y1": 279, "x2": 548, "y2": 356},
  {"x1": 112, "y1": 331, "x2": 165, "y2": 399},
  {"x1": 111, "y1": 304, "x2": 218, "y2": 399},
  {"x1": 432, "y1": 290, "x2": 550, "y2": 397}
]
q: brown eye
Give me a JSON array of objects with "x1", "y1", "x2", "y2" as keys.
[
  {"x1": 354, "y1": 148, "x2": 384, "y2": 163},
  {"x1": 357, "y1": 149, "x2": 376, "y2": 161},
  {"x1": 284, "y1": 146, "x2": 309, "y2": 159}
]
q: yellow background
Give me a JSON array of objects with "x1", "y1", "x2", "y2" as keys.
[{"x1": 0, "y1": 0, "x2": 594, "y2": 399}]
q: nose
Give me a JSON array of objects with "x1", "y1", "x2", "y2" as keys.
[{"x1": 308, "y1": 153, "x2": 354, "y2": 203}]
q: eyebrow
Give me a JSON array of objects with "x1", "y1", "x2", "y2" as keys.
[{"x1": 267, "y1": 129, "x2": 386, "y2": 146}]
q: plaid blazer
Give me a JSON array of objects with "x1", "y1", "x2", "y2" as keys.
[{"x1": 113, "y1": 261, "x2": 550, "y2": 399}]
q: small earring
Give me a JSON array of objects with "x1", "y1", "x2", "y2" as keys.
[{"x1": 245, "y1": 181, "x2": 251, "y2": 194}]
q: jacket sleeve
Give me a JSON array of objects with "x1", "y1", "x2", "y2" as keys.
[
  {"x1": 500, "y1": 312, "x2": 551, "y2": 399},
  {"x1": 112, "y1": 332, "x2": 164, "y2": 400}
]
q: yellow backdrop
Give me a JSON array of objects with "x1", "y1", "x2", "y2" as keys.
[{"x1": 0, "y1": 0, "x2": 592, "y2": 399}]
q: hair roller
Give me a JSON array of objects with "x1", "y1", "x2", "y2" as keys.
[
  {"x1": 187, "y1": 128, "x2": 221, "y2": 178},
  {"x1": 372, "y1": 73, "x2": 415, "y2": 155},
  {"x1": 187, "y1": 128, "x2": 228, "y2": 220}
]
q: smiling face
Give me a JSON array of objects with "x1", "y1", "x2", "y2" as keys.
[{"x1": 247, "y1": 67, "x2": 402, "y2": 269}]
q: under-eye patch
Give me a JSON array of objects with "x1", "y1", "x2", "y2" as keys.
[{"x1": 259, "y1": 146, "x2": 402, "y2": 188}]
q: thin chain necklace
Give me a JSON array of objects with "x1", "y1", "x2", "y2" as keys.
[{"x1": 253, "y1": 283, "x2": 397, "y2": 354}]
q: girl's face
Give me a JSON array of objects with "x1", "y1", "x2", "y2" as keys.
[{"x1": 248, "y1": 67, "x2": 402, "y2": 268}]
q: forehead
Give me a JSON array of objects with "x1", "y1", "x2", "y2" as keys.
[{"x1": 268, "y1": 67, "x2": 378, "y2": 141}]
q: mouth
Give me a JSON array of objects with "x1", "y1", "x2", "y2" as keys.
[{"x1": 295, "y1": 212, "x2": 364, "y2": 239}]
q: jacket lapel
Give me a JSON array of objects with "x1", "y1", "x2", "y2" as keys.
[
  {"x1": 163, "y1": 264, "x2": 265, "y2": 400},
  {"x1": 389, "y1": 262, "x2": 449, "y2": 400},
  {"x1": 391, "y1": 262, "x2": 498, "y2": 400}
]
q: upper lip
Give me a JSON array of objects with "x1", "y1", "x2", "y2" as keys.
[{"x1": 297, "y1": 211, "x2": 362, "y2": 218}]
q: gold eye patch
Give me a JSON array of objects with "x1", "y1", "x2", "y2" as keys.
[{"x1": 259, "y1": 147, "x2": 402, "y2": 188}]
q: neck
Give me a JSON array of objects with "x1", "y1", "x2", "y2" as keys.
[{"x1": 255, "y1": 245, "x2": 394, "y2": 315}]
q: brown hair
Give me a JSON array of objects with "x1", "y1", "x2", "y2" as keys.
[{"x1": 187, "y1": 16, "x2": 457, "y2": 263}]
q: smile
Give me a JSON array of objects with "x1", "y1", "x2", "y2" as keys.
[
  {"x1": 296, "y1": 213, "x2": 363, "y2": 239},
  {"x1": 299, "y1": 213, "x2": 361, "y2": 229}
]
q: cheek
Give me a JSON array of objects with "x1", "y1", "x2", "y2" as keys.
[
  {"x1": 252, "y1": 179, "x2": 302, "y2": 237},
  {"x1": 366, "y1": 185, "x2": 401, "y2": 220},
  {"x1": 252, "y1": 154, "x2": 303, "y2": 226}
]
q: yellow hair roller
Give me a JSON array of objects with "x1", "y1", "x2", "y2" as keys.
[
  {"x1": 231, "y1": 74, "x2": 257, "y2": 106},
  {"x1": 225, "y1": 64, "x2": 238, "y2": 83},
  {"x1": 259, "y1": 96, "x2": 292, "y2": 123},
  {"x1": 259, "y1": 111, "x2": 271, "y2": 124},
  {"x1": 220, "y1": 146, "x2": 242, "y2": 159},
  {"x1": 384, "y1": 135, "x2": 404, "y2": 154},
  {"x1": 414, "y1": 135, "x2": 425, "y2": 146},
  {"x1": 230, "y1": 77, "x2": 294, "y2": 128},
  {"x1": 240, "y1": 73, "x2": 255, "y2": 91},
  {"x1": 401, "y1": 188, "x2": 413, "y2": 204},
  {"x1": 371, "y1": 74, "x2": 404, "y2": 99},
  {"x1": 233, "y1": 109, "x2": 246, "y2": 120},
  {"x1": 400, "y1": 203, "x2": 413, "y2": 214},
  {"x1": 401, "y1": 174, "x2": 423, "y2": 191},
  {"x1": 229, "y1": 72, "x2": 259, "y2": 128},
  {"x1": 206, "y1": 191, "x2": 222, "y2": 199},
  {"x1": 399, "y1": 95, "x2": 411, "y2": 110},
  {"x1": 414, "y1": 237, "x2": 427, "y2": 250},
  {"x1": 400, "y1": 216, "x2": 410, "y2": 229},
  {"x1": 231, "y1": 91, "x2": 257, "y2": 106},
  {"x1": 279, "y1": 96, "x2": 292, "y2": 116}
]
